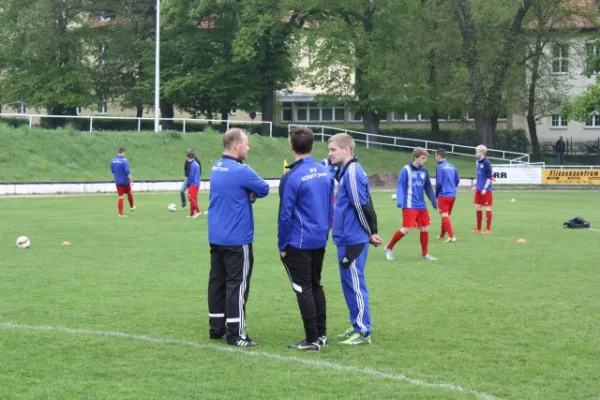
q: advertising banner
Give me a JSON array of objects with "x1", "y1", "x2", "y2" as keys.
[
  {"x1": 542, "y1": 169, "x2": 600, "y2": 185},
  {"x1": 491, "y1": 166, "x2": 543, "y2": 184}
]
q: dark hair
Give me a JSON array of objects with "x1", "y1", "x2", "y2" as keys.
[
  {"x1": 118, "y1": 147, "x2": 126, "y2": 154},
  {"x1": 289, "y1": 127, "x2": 314, "y2": 155},
  {"x1": 436, "y1": 148, "x2": 447, "y2": 158},
  {"x1": 223, "y1": 128, "x2": 245, "y2": 150},
  {"x1": 187, "y1": 151, "x2": 195, "y2": 159}
]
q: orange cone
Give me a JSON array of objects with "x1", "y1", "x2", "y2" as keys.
[
  {"x1": 516, "y1": 238, "x2": 526, "y2": 243},
  {"x1": 62, "y1": 241, "x2": 72, "y2": 246}
]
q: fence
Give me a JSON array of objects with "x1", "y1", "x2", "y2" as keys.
[
  {"x1": 0, "y1": 113, "x2": 274, "y2": 137},
  {"x1": 289, "y1": 124, "x2": 530, "y2": 164}
]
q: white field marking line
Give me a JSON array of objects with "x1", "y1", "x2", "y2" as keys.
[
  {"x1": 588, "y1": 228, "x2": 600, "y2": 234},
  {"x1": 1, "y1": 322, "x2": 502, "y2": 400}
]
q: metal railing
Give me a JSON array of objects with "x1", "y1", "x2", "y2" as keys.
[
  {"x1": 0, "y1": 113, "x2": 273, "y2": 137},
  {"x1": 289, "y1": 124, "x2": 530, "y2": 164}
]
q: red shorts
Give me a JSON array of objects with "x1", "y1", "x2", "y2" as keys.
[
  {"x1": 437, "y1": 197, "x2": 456, "y2": 214},
  {"x1": 188, "y1": 185, "x2": 199, "y2": 198},
  {"x1": 474, "y1": 190, "x2": 493, "y2": 206},
  {"x1": 402, "y1": 208, "x2": 431, "y2": 229},
  {"x1": 116, "y1": 184, "x2": 131, "y2": 196}
]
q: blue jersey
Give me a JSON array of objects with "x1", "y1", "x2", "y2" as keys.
[
  {"x1": 333, "y1": 158, "x2": 378, "y2": 246},
  {"x1": 278, "y1": 156, "x2": 334, "y2": 252},
  {"x1": 110, "y1": 155, "x2": 130, "y2": 185},
  {"x1": 186, "y1": 160, "x2": 200, "y2": 187},
  {"x1": 320, "y1": 158, "x2": 339, "y2": 180},
  {"x1": 435, "y1": 160, "x2": 460, "y2": 198},
  {"x1": 396, "y1": 163, "x2": 437, "y2": 210},
  {"x1": 208, "y1": 155, "x2": 270, "y2": 246},
  {"x1": 476, "y1": 157, "x2": 493, "y2": 191}
]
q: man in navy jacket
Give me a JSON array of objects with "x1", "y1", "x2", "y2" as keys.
[
  {"x1": 435, "y1": 148, "x2": 460, "y2": 242},
  {"x1": 207, "y1": 128, "x2": 270, "y2": 347},
  {"x1": 279, "y1": 127, "x2": 334, "y2": 351}
]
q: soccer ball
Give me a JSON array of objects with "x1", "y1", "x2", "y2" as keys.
[
  {"x1": 167, "y1": 203, "x2": 177, "y2": 212},
  {"x1": 16, "y1": 236, "x2": 30, "y2": 249},
  {"x1": 391, "y1": 193, "x2": 397, "y2": 200}
]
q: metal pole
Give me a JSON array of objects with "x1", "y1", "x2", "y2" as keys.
[{"x1": 154, "y1": 0, "x2": 160, "y2": 133}]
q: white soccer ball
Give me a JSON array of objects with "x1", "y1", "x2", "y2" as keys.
[
  {"x1": 167, "y1": 203, "x2": 177, "y2": 212},
  {"x1": 391, "y1": 193, "x2": 397, "y2": 200},
  {"x1": 16, "y1": 236, "x2": 30, "y2": 249}
]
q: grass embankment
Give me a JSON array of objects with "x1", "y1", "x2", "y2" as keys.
[{"x1": 0, "y1": 125, "x2": 482, "y2": 182}]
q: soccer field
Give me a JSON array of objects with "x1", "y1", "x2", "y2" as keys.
[{"x1": 1, "y1": 191, "x2": 599, "y2": 399}]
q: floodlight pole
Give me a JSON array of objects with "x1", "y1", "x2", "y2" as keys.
[{"x1": 154, "y1": 0, "x2": 161, "y2": 133}]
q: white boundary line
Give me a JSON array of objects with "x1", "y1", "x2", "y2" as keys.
[{"x1": 1, "y1": 322, "x2": 502, "y2": 400}]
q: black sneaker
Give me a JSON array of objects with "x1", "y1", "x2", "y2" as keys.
[
  {"x1": 228, "y1": 335, "x2": 259, "y2": 347},
  {"x1": 287, "y1": 340, "x2": 321, "y2": 351},
  {"x1": 318, "y1": 336, "x2": 327, "y2": 348},
  {"x1": 210, "y1": 333, "x2": 226, "y2": 340}
]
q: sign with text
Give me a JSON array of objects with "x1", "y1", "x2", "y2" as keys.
[
  {"x1": 542, "y1": 169, "x2": 600, "y2": 185},
  {"x1": 491, "y1": 166, "x2": 543, "y2": 184}
]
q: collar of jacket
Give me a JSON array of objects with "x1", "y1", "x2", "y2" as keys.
[
  {"x1": 338, "y1": 157, "x2": 358, "y2": 178},
  {"x1": 286, "y1": 156, "x2": 315, "y2": 170},
  {"x1": 222, "y1": 154, "x2": 243, "y2": 164}
]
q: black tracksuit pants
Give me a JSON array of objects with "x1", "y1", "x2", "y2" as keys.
[
  {"x1": 208, "y1": 244, "x2": 253, "y2": 341},
  {"x1": 281, "y1": 246, "x2": 327, "y2": 343}
]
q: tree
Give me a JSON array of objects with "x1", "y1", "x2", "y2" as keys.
[
  {"x1": 0, "y1": 0, "x2": 95, "y2": 119},
  {"x1": 451, "y1": 0, "x2": 536, "y2": 146}
]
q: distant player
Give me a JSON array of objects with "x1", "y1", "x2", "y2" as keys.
[
  {"x1": 320, "y1": 157, "x2": 339, "y2": 181},
  {"x1": 435, "y1": 148, "x2": 460, "y2": 243},
  {"x1": 186, "y1": 150, "x2": 202, "y2": 219},
  {"x1": 385, "y1": 147, "x2": 438, "y2": 261},
  {"x1": 473, "y1": 145, "x2": 493, "y2": 234},
  {"x1": 110, "y1": 147, "x2": 135, "y2": 217}
]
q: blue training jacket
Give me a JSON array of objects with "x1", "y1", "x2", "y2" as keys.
[
  {"x1": 475, "y1": 157, "x2": 494, "y2": 192},
  {"x1": 110, "y1": 155, "x2": 130, "y2": 185},
  {"x1": 320, "y1": 158, "x2": 340, "y2": 180},
  {"x1": 278, "y1": 156, "x2": 334, "y2": 252},
  {"x1": 186, "y1": 160, "x2": 200, "y2": 187},
  {"x1": 435, "y1": 160, "x2": 460, "y2": 198},
  {"x1": 396, "y1": 163, "x2": 437, "y2": 210},
  {"x1": 333, "y1": 158, "x2": 379, "y2": 246},
  {"x1": 208, "y1": 155, "x2": 270, "y2": 246}
]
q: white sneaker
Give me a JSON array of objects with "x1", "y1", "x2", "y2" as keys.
[
  {"x1": 423, "y1": 254, "x2": 437, "y2": 261},
  {"x1": 444, "y1": 237, "x2": 457, "y2": 243},
  {"x1": 192, "y1": 212, "x2": 201, "y2": 219},
  {"x1": 384, "y1": 248, "x2": 394, "y2": 261}
]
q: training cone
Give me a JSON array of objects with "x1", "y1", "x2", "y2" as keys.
[
  {"x1": 516, "y1": 238, "x2": 526, "y2": 243},
  {"x1": 62, "y1": 241, "x2": 71, "y2": 246}
]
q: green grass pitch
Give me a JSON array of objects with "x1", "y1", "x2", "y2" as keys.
[{"x1": 1, "y1": 191, "x2": 599, "y2": 399}]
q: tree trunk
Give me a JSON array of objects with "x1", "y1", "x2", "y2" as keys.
[
  {"x1": 136, "y1": 104, "x2": 143, "y2": 118},
  {"x1": 473, "y1": 110, "x2": 497, "y2": 147},
  {"x1": 527, "y1": 114, "x2": 541, "y2": 161},
  {"x1": 261, "y1": 83, "x2": 275, "y2": 136},
  {"x1": 430, "y1": 109, "x2": 442, "y2": 140},
  {"x1": 220, "y1": 110, "x2": 229, "y2": 133},
  {"x1": 362, "y1": 111, "x2": 380, "y2": 135},
  {"x1": 159, "y1": 99, "x2": 174, "y2": 130},
  {"x1": 48, "y1": 105, "x2": 78, "y2": 128}
]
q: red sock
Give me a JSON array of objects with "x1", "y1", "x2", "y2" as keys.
[
  {"x1": 127, "y1": 193, "x2": 134, "y2": 208},
  {"x1": 420, "y1": 231, "x2": 429, "y2": 256},
  {"x1": 439, "y1": 221, "x2": 446, "y2": 238},
  {"x1": 476, "y1": 210, "x2": 483, "y2": 230},
  {"x1": 387, "y1": 229, "x2": 405, "y2": 250},
  {"x1": 118, "y1": 198, "x2": 124, "y2": 215},
  {"x1": 443, "y1": 216, "x2": 454, "y2": 238},
  {"x1": 486, "y1": 211, "x2": 492, "y2": 231}
]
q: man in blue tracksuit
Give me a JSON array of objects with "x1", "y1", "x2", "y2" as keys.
[
  {"x1": 207, "y1": 128, "x2": 270, "y2": 347},
  {"x1": 328, "y1": 133, "x2": 383, "y2": 345},
  {"x1": 279, "y1": 127, "x2": 335, "y2": 352},
  {"x1": 435, "y1": 148, "x2": 460, "y2": 242},
  {"x1": 320, "y1": 157, "x2": 339, "y2": 181},
  {"x1": 180, "y1": 148, "x2": 201, "y2": 210}
]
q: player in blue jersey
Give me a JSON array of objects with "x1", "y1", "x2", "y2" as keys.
[
  {"x1": 328, "y1": 133, "x2": 382, "y2": 345},
  {"x1": 320, "y1": 157, "x2": 339, "y2": 180},
  {"x1": 110, "y1": 147, "x2": 135, "y2": 217},
  {"x1": 435, "y1": 149, "x2": 460, "y2": 243},
  {"x1": 385, "y1": 147, "x2": 438, "y2": 261},
  {"x1": 473, "y1": 145, "x2": 493, "y2": 234}
]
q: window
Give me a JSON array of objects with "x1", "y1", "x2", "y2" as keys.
[
  {"x1": 349, "y1": 111, "x2": 362, "y2": 122},
  {"x1": 16, "y1": 101, "x2": 26, "y2": 114},
  {"x1": 585, "y1": 114, "x2": 600, "y2": 127},
  {"x1": 281, "y1": 102, "x2": 292, "y2": 122},
  {"x1": 552, "y1": 44, "x2": 569, "y2": 73},
  {"x1": 551, "y1": 115, "x2": 567, "y2": 128},
  {"x1": 586, "y1": 44, "x2": 600, "y2": 74},
  {"x1": 295, "y1": 103, "x2": 344, "y2": 122},
  {"x1": 97, "y1": 99, "x2": 108, "y2": 114},
  {"x1": 296, "y1": 103, "x2": 308, "y2": 121},
  {"x1": 76, "y1": 107, "x2": 82, "y2": 115}
]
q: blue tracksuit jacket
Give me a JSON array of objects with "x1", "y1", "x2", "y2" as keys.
[
  {"x1": 435, "y1": 160, "x2": 460, "y2": 198},
  {"x1": 208, "y1": 155, "x2": 270, "y2": 246},
  {"x1": 186, "y1": 160, "x2": 200, "y2": 187},
  {"x1": 476, "y1": 157, "x2": 494, "y2": 191},
  {"x1": 320, "y1": 158, "x2": 340, "y2": 180},
  {"x1": 396, "y1": 163, "x2": 437, "y2": 210},
  {"x1": 278, "y1": 156, "x2": 334, "y2": 252},
  {"x1": 110, "y1": 155, "x2": 130, "y2": 185}
]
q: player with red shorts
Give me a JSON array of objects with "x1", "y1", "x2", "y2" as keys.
[
  {"x1": 473, "y1": 145, "x2": 493, "y2": 233},
  {"x1": 385, "y1": 147, "x2": 438, "y2": 261},
  {"x1": 435, "y1": 148, "x2": 460, "y2": 242},
  {"x1": 110, "y1": 147, "x2": 135, "y2": 217},
  {"x1": 186, "y1": 150, "x2": 202, "y2": 219}
]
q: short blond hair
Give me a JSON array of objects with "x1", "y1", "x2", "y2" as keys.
[
  {"x1": 223, "y1": 128, "x2": 246, "y2": 150},
  {"x1": 412, "y1": 147, "x2": 428, "y2": 159},
  {"x1": 328, "y1": 133, "x2": 355, "y2": 153},
  {"x1": 475, "y1": 145, "x2": 487, "y2": 155}
]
